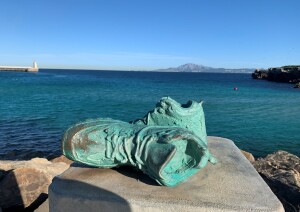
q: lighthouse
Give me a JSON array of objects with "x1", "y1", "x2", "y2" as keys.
[{"x1": 28, "y1": 61, "x2": 39, "y2": 72}]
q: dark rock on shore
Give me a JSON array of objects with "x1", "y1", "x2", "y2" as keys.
[
  {"x1": 252, "y1": 66, "x2": 300, "y2": 88},
  {"x1": 294, "y1": 82, "x2": 300, "y2": 88},
  {"x1": 253, "y1": 151, "x2": 300, "y2": 212},
  {"x1": 252, "y1": 69, "x2": 268, "y2": 79}
]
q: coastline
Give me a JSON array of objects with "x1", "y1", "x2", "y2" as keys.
[{"x1": 252, "y1": 66, "x2": 300, "y2": 88}]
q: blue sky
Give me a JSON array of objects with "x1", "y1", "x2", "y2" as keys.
[{"x1": 0, "y1": 0, "x2": 299, "y2": 70}]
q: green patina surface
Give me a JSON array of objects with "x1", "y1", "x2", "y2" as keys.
[
  {"x1": 62, "y1": 97, "x2": 216, "y2": 187},
  {"x1": 132, "y1": 97, "x2": 208, "y2": 144}
]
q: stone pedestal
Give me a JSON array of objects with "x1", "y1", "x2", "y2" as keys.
[{"x1": 49, "y1": 137, "x2": 284, "y2": 212}]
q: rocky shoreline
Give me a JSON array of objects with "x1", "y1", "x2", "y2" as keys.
[
  {"x1": 252, "y1": 66, "x2": 300, "y2": 88},
  {"x1": 0, "y1": 156, "x2": 73, "y2": 212},
  {"x1": 252, "y1": 151, "x2": 300, "y2": 212},
  {"x1": 0, "y1": 151, "x2": 299, "y2": 212}
]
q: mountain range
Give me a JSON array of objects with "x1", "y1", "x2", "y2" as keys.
[{"x1": 153, "y1": 63, "x2": 254, "y2": 73}]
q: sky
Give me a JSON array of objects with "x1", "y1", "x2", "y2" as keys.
[{"x1": 0, "y1": 0, "x2": 299, "y2": 70}]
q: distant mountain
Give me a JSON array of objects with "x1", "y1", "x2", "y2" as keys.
[{"x1": 154, "y1": 63, "x2": 254, "y2": 73}]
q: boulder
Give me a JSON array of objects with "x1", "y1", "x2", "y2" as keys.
[
  {"x1": 51, "y1": 155, "x2": 73, "y2": 165},
  {"x1": 294, "y1": 82, "x2": 300, "y2": 88},
  {"x1": 0, "y1": 157, "x2": 70, "y2": 210},
  {"x1": 253, "y1": 151, "x2": 300, "y2": 212},
  {"x1": 0, "y1": 167, "x2": 51, "y2": 210},
  {"x1": 240, "y1": 150, "x2": 255, "y2": 162},
  {"x1": 252, "y1": 69, "x2": 268, "y2": 79},
  {"x1": 0, "y1": 157, "x2": 70, "y2": 179}
]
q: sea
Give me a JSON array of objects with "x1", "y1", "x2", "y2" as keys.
[{"x1": 0, "y1": 69, "x2": 299, "y2": 160}]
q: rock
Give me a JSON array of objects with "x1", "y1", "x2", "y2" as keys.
[
  {"x1": 294, "y1": 82, "x2": 300, "y2": 88},
  {"x1": 253, "y1": 151, "x2": 300, "y2": 212},
  {"x1": 0, "y1": 157, "x2": 70, "y2": 179},
  {"x1": 252, "y1": 66, "x2": 300, "y2": 88},
  {"x1": 0, "y1": 167, "x2": 51, "y2": 210},
  {"x1": 267, "y1": 68, "x2": 289, "y2": 82},
  {"x1": 0, "y1": 157, "x2": 70, "y2": 210},
  {"x1": 51, "y1": 155, "x2": 73, "y2": 165},
  {"x1": 252, "y1": 69, "x2": 268, "y2": 79},
  {"x1": 240, "y1": 150, "x2": 255, "y2": 162}
]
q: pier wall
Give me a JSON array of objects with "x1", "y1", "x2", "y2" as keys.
[{"x1": 0, "y1": 63, "x2": 39, "y2": 72}]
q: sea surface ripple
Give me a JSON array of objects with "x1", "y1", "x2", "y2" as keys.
[{"x1": 0, "y1": 69, "x2": 299, "y2": 160}]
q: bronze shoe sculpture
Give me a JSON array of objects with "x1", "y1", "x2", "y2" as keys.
[{"x1": 62, "y1": 118, "x2": 215, "y2": 187}]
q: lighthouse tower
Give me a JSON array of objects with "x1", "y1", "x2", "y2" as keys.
[
  {"x1": 28, "y1": 61, "x2": 39, "y2": 72},
  {"x1": 33, "y1": 61, "x2": 38, "y2": 69}
]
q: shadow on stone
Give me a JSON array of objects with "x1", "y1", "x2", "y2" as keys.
[
  {"x1": 70, "y1": 162, "x2": 159, "y2": 186},
  {"x1": 114, "y1": 166, "x2": 159, "y2": 186},
  {"x1": 4, "y1": 193, "x2": 48, "y2": 212},
  {"x1": 0, "y1": 168, "x2": 24, "y2": 212},
  {"x1": 50, "y1": 176, "x2": 131, "y2": 212},
  {"x1": 0, "y1": 167, "x2": 50, "y2": 212},
  {"x1": 70, "y1": 162, "x2": 93, "y2": 168}
]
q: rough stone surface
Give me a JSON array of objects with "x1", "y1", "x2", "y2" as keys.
[
  {"x1": 51, "y1": 155, "x2": 73, "y2": 165},
  {"x1": 0, "y1": 167, "x2": 51, "y2": 209},
  {"x1": 0, "y1": 157, "x2": 70, "y2": 211},
  {"x1": 240, "y1": 149, "x2": 255, "y2": 162},
  {"x1": 0, "y1": 157, "x2": 70, "y2": 179},
  {"x1": 253, "y1": 150, "x2": 300, "y2": 212},
  {"x1": 49, "y1": 136, "x2": 284, "y2": 212},
  {"x1": 252, "y1": 69, "x2": 268, "y2": 79}
]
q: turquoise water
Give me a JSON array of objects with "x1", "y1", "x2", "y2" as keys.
[{"x1": 0, "y1": 69, "x2": 299, "y2": 160}]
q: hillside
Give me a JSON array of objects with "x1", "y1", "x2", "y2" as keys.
[{"x1": 154, "y1": 63, "x2": 254, "y2": 73}]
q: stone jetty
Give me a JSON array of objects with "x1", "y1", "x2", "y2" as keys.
[{"x1": 0, "y1": 62, "x2": 38, "y2": 72}]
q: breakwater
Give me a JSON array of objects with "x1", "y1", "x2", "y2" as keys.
[{"x1": 0, "y1": 62, "x2": 38, "y2": 72}]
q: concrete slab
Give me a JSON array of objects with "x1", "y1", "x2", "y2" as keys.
[{"x1": 49, "y1": 136, "x2": 284, "y2": 212}]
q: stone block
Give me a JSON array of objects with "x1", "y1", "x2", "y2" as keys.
[{"x1": 49, "y1": 136, "x2": 284, "y2": 212}]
